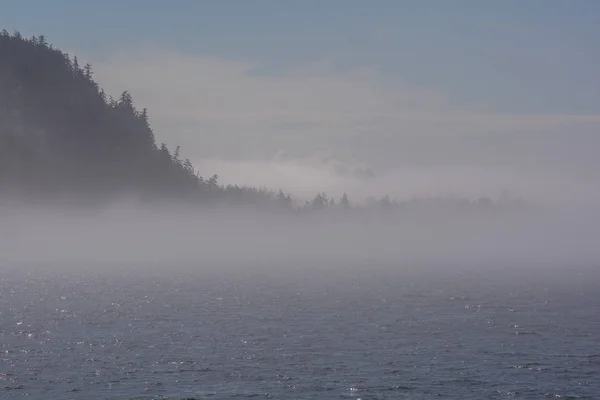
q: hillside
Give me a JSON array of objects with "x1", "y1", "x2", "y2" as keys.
[
  {"x1": 0, "y1": 30, "x2": 295, "y2": 208},
  {"x1": 0, "y1": 30, "x2": 528, "y2": 215}
]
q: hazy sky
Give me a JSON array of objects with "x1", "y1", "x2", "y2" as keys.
[{"x1": 2, "y1": 0, "x2": 600, "y2": 202}]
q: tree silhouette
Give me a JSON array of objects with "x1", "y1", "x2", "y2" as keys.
[
  {"x1": 0, "y1": 30, "x2": 295, "y2": 206},
  {"x1": 0, "y1": 30, "x2": 526, "y2": 215}
]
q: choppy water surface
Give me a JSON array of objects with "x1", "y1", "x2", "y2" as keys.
[{"x1": 1, "y1": 264, "x2": 599, "y2": 399}]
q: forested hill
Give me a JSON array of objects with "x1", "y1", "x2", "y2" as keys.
[
  {"x1": 0, "y1": 30, "x2": 295, "y2": 208},
  {"x1": 0, "y1": 30, "x2": 527, "y2": 214}
]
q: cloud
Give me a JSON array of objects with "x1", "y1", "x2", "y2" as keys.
[
  {"x1": 78, "y1": 46, "x2": 600, "y2": 206},
  {"x1": 193, "y1": 152, "x2": 600, "y2": 208},
  {"x1": 271, "y1": 150, "x2": 374, "y2": 179},
  {"x1": 88, "y1": 46, "x2": 452, "y2": 123},
  {"x1": 85, "y1": 45, "x2": 600, "y2": 148}
]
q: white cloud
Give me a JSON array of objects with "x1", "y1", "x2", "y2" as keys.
[
  {"x1": 88, "y1": 47, "x2": 599, "y2": 122},
  {"x1": 195, "y1": 155, "x2": 600, "y2": 208},
  {"x1": 87, "y1": 47, "x2": 463, "y2": 134}
]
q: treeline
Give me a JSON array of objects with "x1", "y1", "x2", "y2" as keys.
[
  {"x1": 295, "y1": 192, "x2": 529, "y2": 217},
  {"x1": 0, "y1": 30, "x2": 526, "y2": 214}
]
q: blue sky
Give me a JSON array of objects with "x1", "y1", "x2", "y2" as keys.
[
  {"x1": 2, "y1": 1, "x2": 600, "y2": 202},
  {"x1": 3, "y1": 0, "x2": 599, "y2": 114}
]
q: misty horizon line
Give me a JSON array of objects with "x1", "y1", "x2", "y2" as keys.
[{"x1": 0, "y1": 30, "x2": 585, "y2": 215}]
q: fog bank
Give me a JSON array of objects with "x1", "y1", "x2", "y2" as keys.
[
  {"x1": 195, "y1": 154, "x2": 600, "y2": 208},
  {"x1": 2, "y1": 202, "x2": 599, "y2": 274}
]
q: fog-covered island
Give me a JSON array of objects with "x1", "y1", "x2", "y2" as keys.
[
  {"x1": 1, "y1": 30, "x2": 528, "y2": 215},
  {"x1": 3, "y1": 30, "x2": 600, "y2": 270}
]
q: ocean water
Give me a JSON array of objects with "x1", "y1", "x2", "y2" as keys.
[{"x1": 1, "y1": 264, "x2": 599, "y2": 399}]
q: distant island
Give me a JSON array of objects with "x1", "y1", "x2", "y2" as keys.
[{"x1": 0, "y1": 30, "x2": 527, "y2": 215}]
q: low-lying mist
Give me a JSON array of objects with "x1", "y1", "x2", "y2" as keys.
[
  {"x1": 195, "y1": 154, "x2": 600, "y2": 208},
  {"x1": 2, "y1": 200, "x2": 599, "y2": 275}
]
